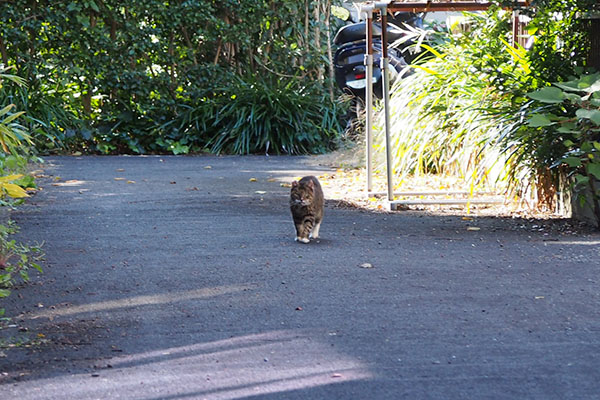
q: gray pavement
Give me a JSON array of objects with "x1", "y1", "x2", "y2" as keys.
[{"x1": 1, "y1": 155, "x2": 600, "y2": 399}]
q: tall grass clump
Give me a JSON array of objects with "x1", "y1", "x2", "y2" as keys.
[
  {"x1": 374, "y1": 0, "x2": 598, "y2": 208},
  {"x1": 170, "y1": 74, "x2": 346, "y2": 155},
  {"x1": 374, "y1": 11, "x2": 534, "y2": 196}
]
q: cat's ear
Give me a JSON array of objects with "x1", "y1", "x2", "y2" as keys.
[
  {"x1": 307, "y1": 179, "x2": 314, "y2": 190},
  {"x1": 292, "y1": 181, "x2": 298, "y2": 188}
]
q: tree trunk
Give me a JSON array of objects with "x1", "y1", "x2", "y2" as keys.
[
  {"x1": 82, "y1": 83, "x2": 92, "y2": 115},
  {"x1": 587, "y1": 171, "x2": 600, "y2": 229},
  {"x1": 110, "y1": 18, "x2": 117, "y2": 40},
  {"x1": 181, "y1": 26, "x2": 198, "y2": 66},
  {"x1": 213, "y1": 37, "x2": 222, "y2": 65},
  {"x1": 313, "y1": 0, "x2": 324, "y2": 82},
  {"x1": 324, "y1": 0, "x2": 334, "y2": 101},
  {"x1": 0, "y1": 37, "x2": 8, "y2": 66},
  {"x1": 302, "y1": 0, "x2": 309, "y2": 66}
]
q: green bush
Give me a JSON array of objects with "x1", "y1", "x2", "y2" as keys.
[
  {"x1": 0, "y1": 221, "x2": 43, "y2": 310},
  {"x1": 526, "y1": 74, "x2": 600, "y2": 226},
  {"x1": 195, "y1": 74, "x2": 344, "y2": 154},
  {"x1": 0, "y1": 69, "x2": 44, "y2": 316},
  {"x1": 0, "y1": 0, "x2": 346, "y2": 155}
]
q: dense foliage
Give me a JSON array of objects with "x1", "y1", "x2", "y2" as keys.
[
  {"x1": 0, "y1": 69, "x2": 44, "y2": 316},
  {"x1": 375, "y1": 0, "x2": 600, "y2": 212},
  {"x1": 526, "y1": 75, "x2": 600, "y2": 226},
  {"x1": 0, "y1": 0, "x2": 346, "y2": 155}
]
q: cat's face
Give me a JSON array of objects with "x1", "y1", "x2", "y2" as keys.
[{"x1": 290, "y1": 179, "x2": 314, "y2": 206}]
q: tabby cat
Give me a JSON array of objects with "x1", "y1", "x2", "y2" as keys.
[{"x1": 290, "y1": 176, "x2": 324, "y2": 243}]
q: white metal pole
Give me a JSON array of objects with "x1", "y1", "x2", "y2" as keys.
[
  {"x1": 378, "y1": 5, "x2": 394, "y2": 203},
  {"x1": 364, "y1": 8, "x2": 374, "y2": 194}
]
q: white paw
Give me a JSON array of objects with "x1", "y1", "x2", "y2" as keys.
[{"x1": 296, "y1": 237, "x2": 310, "y2": 244}]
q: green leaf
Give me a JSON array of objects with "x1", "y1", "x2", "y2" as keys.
[
  {"x1": 557, "y1": 127, "x2": 579, "y2": 134},
  {"x1": 576, "y1": 109, "x2": 600, "y2": 125},
  {"x1": 565, "y1": 93, "x2": 584, "y2": 103},
  {"x1": 587, "y1": 162, "x2": 600, "y2": 180},
  {"x1": 527, "y1": 114, "x2": 554, "y2": 127},
  {"x1": 0, "y1": 289, "x2": 10, "y2": 298},
  {"x1": 89, "y1": 0, "x2": 100, "y2": 12},
  {"x1": 563, "y1": 156, "x2": 582, "y2": 167},
  {"x1": 67, "y1": 2, "x2": 80, "y2": 12},
  {"x1": 575, "y1": 174, "x2": 590, "y2": 185},
  {"x1": 527, "y1": 87, "x2": 566, "y2": 104},
  {"x1": 554, "y1": 81, "x2": 584, "y2": 92},
  {"x1": 0, "y1": 104, "x2": 15, "y2": 117},
  {"x1": 1, "y1": 111, "x2": 25, "y2": 125},
  {"x1": 581, "y1": 76, "x2": 600, "y2": 93},
  {"x1": 582, "y1": 141, "x2": 594, "y2": 152}
]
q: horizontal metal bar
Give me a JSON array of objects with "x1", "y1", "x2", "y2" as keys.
[
  {"x1": 385, "y1": 1, "x2": 529, "y2": 12},
  {"x1": 390, "y1": 198, "x2": 506, "y2": 206},
  {"x1": 369, "y1": 190, "x2": 495, "y2": 197}
]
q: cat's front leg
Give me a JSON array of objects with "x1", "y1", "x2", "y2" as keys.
[
  {"x1": 296, "y1": 217, "x2": 314, "y2": 244},
  {"x1": 309, "y1": 220, "x2": 321, "y2": 239},
  {"x1": 294, "y1": 222, "x2": 310, "y2": 243}
]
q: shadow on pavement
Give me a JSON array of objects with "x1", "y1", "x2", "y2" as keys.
[{"x1": 1, "y1": 156, "x2": 599, "y2": 399}]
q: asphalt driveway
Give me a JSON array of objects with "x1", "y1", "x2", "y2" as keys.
[{"x1": 1, "y1": 155, "x2": 599, "y2": 399}]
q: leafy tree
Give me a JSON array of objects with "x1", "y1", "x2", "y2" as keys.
[{"x1": 0, "y1": 0, "x2": 347, "y2": 155}]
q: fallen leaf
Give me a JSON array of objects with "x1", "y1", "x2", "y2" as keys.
[
  {"x1": 255, "y1": 190, "x2": 266, "y2": 194},
  {"x1": 170, "y1": 181, "x2": 176, "y2": 184},
  {"x1": 331, "y1": 373, "x2": 343, "y2": 378},
  {"x1": 114, "y1": 177, "x2": 126, "y2": 181},
  {"x1": 534, "y1": 296, "x2": 545, "y2": 300},
  {"x1": 249, "y1": 178, "x2": 257, "y2": 182},
  {"x1": 52, "y1": 180, "x2": 85, "y2": 187},
  {"x1": 204, "y1": 166, "x2": 212, "y2": 169},
  {"x1": 295, "y1": 306, "x2": 303, "y2": 311},
  {"x1": 126, "y1": 180, "x2": 135, "y2": 184},
  {"x1": 280, "y1": 183, "x2": 292, "y2": 188},
  {"x1": 116, "y1": 168, "x2": 125, "y2": 172},
  {"x1": 267, "y1": 178, "x2": 277, "y2": 182},
  {"x1": 467, "y1": 227, "x2": 480, "y2": 231},
  {"x1": 359, "y1": 263, "x2": 374, "y2": 269},
  {"x1": 37, "y1": 333, "x2": 45, "y2": 338},
  {"x1": 462, "y1": 217, "x2": 473, "y2": 221}
]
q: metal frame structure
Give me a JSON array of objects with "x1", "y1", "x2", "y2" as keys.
[{"x1": 358, "y1": 1, "x2": 529, "y2": 209}]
